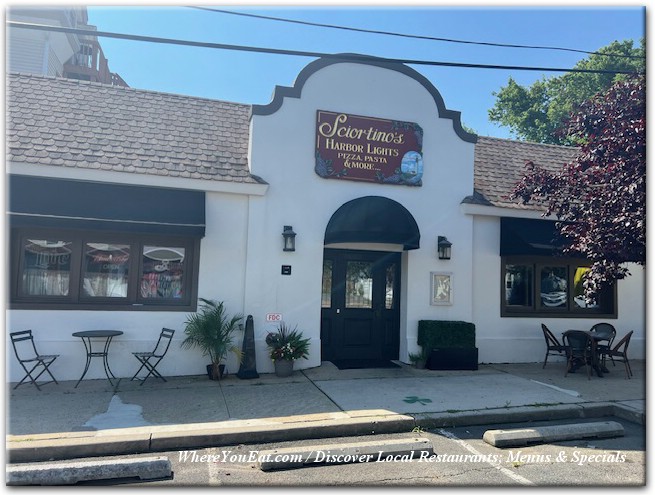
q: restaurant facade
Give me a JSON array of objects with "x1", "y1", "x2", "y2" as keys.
[{"x1": 6, "y1": 56, "x2": 645, "y2": 382}]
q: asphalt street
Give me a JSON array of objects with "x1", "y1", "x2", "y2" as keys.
[{"x1": 28, "y1": 417, "x2": 644, "y2": 487}]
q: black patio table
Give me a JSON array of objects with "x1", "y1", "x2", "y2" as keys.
[
  {"x1": 72, "y1": 330, "x2": 123, "y2": 388},
  {"x1": 563, "y1": 329, "x2": 610, "y2": 377}
]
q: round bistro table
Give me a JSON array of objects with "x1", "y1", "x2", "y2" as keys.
[
  {"x1": 563, "y1": 329, "x2": 610, "y2": 378},
  {"x1": 72, "y1": 330, "x2": 123, "y2": 388}
]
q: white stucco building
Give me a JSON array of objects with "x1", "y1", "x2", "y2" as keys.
[
  {"x1": 6, "y1": 55, "x2": 645, "y2": 383},
  {"x1": 7, "y1": 6, "x2": 128, "y2": 86}
]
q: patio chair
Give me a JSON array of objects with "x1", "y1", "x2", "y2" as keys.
[
  {"x1": 590, "y1": 323, "x2": 616, "y2": 368},
  {"x1": 10, "y1": 330, "x2": 59, "y2": 391},
  {"x1": 130, "y1": 328, "x2": 175, "y2": 385},
  {"x1": 602, "y1": 330, "x2": 634, "y2": 379},
  {"x1": 541, "y1": 323, "x2": 566, "y2": 368},
  {"x1": 563, "y1": 330, "x2": 593, "y2": 380}
]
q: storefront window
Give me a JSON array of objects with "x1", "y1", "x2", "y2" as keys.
[
  {"x1": 501, "y1": 256, "x2": 615, "y2": 318},
  {"x1": 540, "y1": 265, "x2": 568, "y2": 309},
  {"x1": 11, "y1": 228, "x2": 199, "y2": 311},
  {"x1": 505, "y1": 264, "x2": 533, "y2": 307},
  {"x1": 140, "y1": 246, "x2": 185, "y2": 299},
  {"x1": 21, "y1": 239, "x2": 72, "y2": 296},
  {"x1": 82, "y1": 243, "x2": 130, "y2": 298},
  {"x1": 573, "y1": 267, "x2": 599, "y2": 309}
]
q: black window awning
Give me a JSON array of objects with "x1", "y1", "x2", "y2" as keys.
[
  {"x1": 500, "y1": 217, "x2": 569, "y2": 256},
  {"x1": 325, "y1": 196, "x2": 420, "y2": 250},
  {"x1": 8, "y1": 175, "x2": 205, "y2": 237}
]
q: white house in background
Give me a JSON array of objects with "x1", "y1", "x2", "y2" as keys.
[
  {"x1": 7, "y1": 6, "x2": 128, "y2": 86},
  {"x1": 6, "y1": 55, "x2": 645, "y2": 382}
]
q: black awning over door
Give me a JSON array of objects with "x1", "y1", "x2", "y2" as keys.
[
  {"x1": 324, "y1": 196, "x2": 420, "y2": 250},
  {"x1": 8, "y1": 175, "x2": 206, "y2": 236}
]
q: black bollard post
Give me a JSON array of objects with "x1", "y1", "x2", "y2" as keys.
[{"x1": 237, "y1": 315, "x2": 259, "y2": 379}]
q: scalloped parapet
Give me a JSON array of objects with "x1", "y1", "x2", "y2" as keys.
[{"x1": 252, "y1": 54, "x2": 477, "y2": 144}]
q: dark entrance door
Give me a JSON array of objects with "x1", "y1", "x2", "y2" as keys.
[{"x1": 321, "y1": 249, "x2": 400, "y2": 362}]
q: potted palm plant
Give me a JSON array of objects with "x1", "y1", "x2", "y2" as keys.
[
  {"x1": 409, "y1": 347, "x2": 429, "y2": 369},
  {"x1": 181, "y1": 298, "x2": 243, "y2": 380},
  {"x1": 265, "y1": 322, "x2": 310, "y2": 377}
]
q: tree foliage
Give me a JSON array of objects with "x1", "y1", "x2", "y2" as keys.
[
  {"x1": 510, "y1": 74, "x2": 645, "y2": 301},
  {"x1": 489, "y1": 39, "x2": 644, "y2": 144}
]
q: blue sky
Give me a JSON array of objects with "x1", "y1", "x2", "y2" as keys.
[{"x1": 86, "y1": 4, "x2": 645, "y2": 139}]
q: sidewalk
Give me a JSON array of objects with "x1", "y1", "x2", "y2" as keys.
[{"x1": 6, "y1": 360, "x2": 646, "y2": 463}]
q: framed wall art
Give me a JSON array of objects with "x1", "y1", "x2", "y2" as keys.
[{"x1": 431, "y1": 272, "x2": 453, "y2": 306}]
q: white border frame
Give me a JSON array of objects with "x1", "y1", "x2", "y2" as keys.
[{"x1": 430, "y1": 271, "x2": 453, "y2": 306}]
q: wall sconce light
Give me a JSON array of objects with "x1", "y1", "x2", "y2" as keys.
[
  {"x1": 437, "y1": 236, "x2": 452, "y2": 260},
  {"x1": 282, "y1": 225, "x2": 296, "y2": 252}
]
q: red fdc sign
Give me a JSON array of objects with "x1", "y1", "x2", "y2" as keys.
[
  {"x1": 315, "y1": 110, "x2": 424, "y2": 187},
  {"x1": 265, "y1": 313, "x2": 283, "y2": 322}
]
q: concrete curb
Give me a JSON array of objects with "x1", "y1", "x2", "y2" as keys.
[
  {"x1": 411, "y1": 402, "x2": 641, "y2": 429},
  {"x1": 7, "y1": 410, "x2": 415, "y2": 464},
  {"x1": 611, "y1": 403, "x2": 646, "y2": 426},
  {"x1": 6, "y1": 402, "x2": 644, "y2": 465},
  {"x1": 6, "y1": 456, "x2": 172, "y2": 486},
  {"x1": 482, "y1": 421, "x2": 624, "y2": 447}
]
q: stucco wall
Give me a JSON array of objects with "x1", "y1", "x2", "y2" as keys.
[
  {"x1": 246, "y1": 61, "x2": 476, "y2": 372},
  {"x1": 7, "y1": 190, "x2": 251, "y2": 382},
  {"x1": 471, "y1": 215, "x2": 646, "y2": 363}
]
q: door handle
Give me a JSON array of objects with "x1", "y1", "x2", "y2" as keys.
[{"x1": 336, "y1": 309, "x2": 340, "y2": 314}]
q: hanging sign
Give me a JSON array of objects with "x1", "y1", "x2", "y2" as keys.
[{"x1": 315, "y1": 110, "x2": 423, "y2": 187}]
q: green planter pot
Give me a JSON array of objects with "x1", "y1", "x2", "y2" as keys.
[
  {"x1": 427, "y1": 348, "x2": 478, "y2": 370},
  {"x1": 274, "y1": 359, "x2": 294, "y2": 377}
]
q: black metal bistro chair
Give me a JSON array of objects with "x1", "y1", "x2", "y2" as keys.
[
  {"x1": 10, "y1": 330, "x2": 59, "y2": 391},
  {"x1": 541, "y1": 323, "x2": 567, "y2": 368},
  {"x1": 562, "y1": 330, "x2": 593, "y2": 380},
  {"x1": 130, "y1": 328, "x2": 175, "y2": 385},
  {"x1": 590, "y1": 323, "x2": 616, "y2": 369},
  {"x1": 602, "y1": 330, "x2": 634, "y2": 379}
]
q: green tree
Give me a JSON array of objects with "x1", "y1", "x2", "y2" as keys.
[
  {"x1": 510, "y1": 75, "x2": 645, "y2": 301},
  {"x1": 489, "y1": 39, "x2": 644, "y2": 144}
]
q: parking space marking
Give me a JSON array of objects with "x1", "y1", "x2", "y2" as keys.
[
  {"x1": 529, "y1": 380, "x2": 581, "y2": 397},
  {"x1": 437, "y1": 428, "x2": 534, "y2": 486}
]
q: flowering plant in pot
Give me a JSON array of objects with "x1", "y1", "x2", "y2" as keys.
[
  {"x1": 181, "y1": 298, "x2": 243, "y2": 380},
  {"x1": 265, "y1": 322, "x2": 310, "y2": 377}
]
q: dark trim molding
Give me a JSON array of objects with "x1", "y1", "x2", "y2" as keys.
[{"x1": 252, "y1": 54, "x2": 478, "y2": 144}]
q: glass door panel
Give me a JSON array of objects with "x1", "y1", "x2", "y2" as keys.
[{"x1": 345, "y1": 261, "x2": 373, "y2": 309}]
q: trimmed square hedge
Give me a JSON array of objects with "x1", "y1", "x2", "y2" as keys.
[{"x1": 417, "y1": 320, "x2": 476, "y2": 349}]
